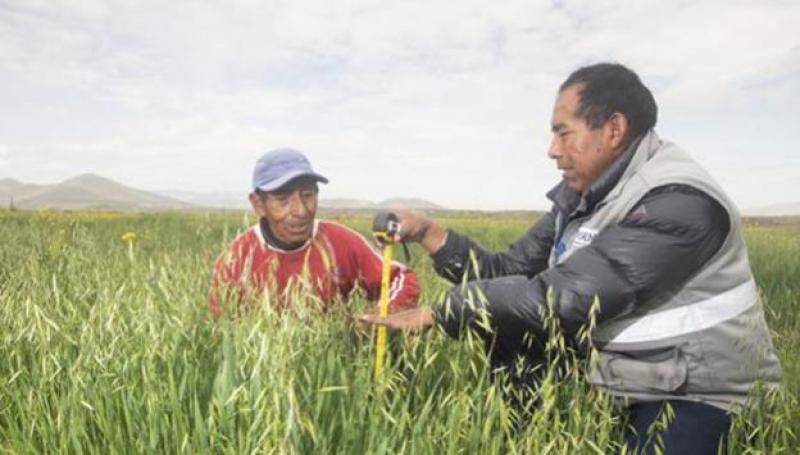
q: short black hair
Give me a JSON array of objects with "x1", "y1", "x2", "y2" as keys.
[{"x1": 560, "y1": 63, "x2": 657, "y2": 143}]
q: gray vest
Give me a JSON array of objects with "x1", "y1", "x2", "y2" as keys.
[{"x1": 550, "y1": 130, "x2": 781, "y2": 410}]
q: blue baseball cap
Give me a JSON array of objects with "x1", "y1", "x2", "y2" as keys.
[{"x1": 252, "y1": 148, "x2": 329, "y2": 192}]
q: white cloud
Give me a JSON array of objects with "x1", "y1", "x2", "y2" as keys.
[{"x1": 0, "y1": 0, "x2": 798, "y2": 209}]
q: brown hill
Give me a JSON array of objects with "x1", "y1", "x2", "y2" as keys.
[
  {"x1": 377, "y1": 198, "x2": 444, "y2": 210},
  {"x1": 2, "y1": 174, "x2": 193, "y2": 211},
  {"x1": 744, "y1": 202, "x2": 800, "y2": 217}
]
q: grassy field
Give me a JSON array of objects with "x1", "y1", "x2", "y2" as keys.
[{"x1": 0, "y1": 210, "x2": 797, "y2": 453}]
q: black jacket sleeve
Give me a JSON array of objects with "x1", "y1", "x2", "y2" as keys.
[
  {"x1": 431, "y1": 211, "x2": 556, "y2": 283},
  {"x1": 432, "y1": 185, "x2": 730, "y2": 342}
]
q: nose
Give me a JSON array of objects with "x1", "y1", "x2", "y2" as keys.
[
  {"x1": 547, "y1": 136, "x2": 561, "y2": 160},
  {"x1": 288, "y1": 192, "x2": 311, "y2": 218}
]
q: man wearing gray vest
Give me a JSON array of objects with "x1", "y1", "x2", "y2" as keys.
[{"x1": 359, "y1": 63, "x2": 781, "y2": 453}]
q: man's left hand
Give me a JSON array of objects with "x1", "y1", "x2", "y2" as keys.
[{"x1": 357, "y1": 308, "x2": 435, "y2": 331}]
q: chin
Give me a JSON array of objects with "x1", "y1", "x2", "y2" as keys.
[{"x1": 289, "y1": 231, "x2": 313, "y2": 243}]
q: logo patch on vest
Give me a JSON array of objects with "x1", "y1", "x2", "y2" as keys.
[{"x1": 571, "y1": 227, "x2": 599, "y2": 249}]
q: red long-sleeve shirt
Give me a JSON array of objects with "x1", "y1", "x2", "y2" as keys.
[{"x1": 209, "y1": 220, "x2": 419, "y2": 316}]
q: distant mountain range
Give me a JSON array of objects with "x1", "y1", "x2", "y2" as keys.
[
  {"x1": 156, "y1": 190, "x2": 445, "y2": 211},
  {"x1": 0, "y1": 174, "x2": 192, "y2": 211},
  {"x1": 743, "y1": 202, "x2": 800, "y2": 217},
  {"x1": 321, "y1": 197, "x2": 444, "y2": 211},
  {"x1": 5, "y1": 173, "x2": 793, "y2": 215},
  {"x1": 156, "y1": 189, "x2": 250, "y2": 210},
  {"x1": 0, "y1": 174, "x2": 445, "y2": 211}
]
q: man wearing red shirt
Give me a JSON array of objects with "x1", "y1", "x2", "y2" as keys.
[{"x1": 209, "y1": 148, "x2": 419, "y2": 316}]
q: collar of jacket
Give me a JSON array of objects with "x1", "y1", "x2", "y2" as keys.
[{"x1": 546, "y1": 131, "x2": 651, "y2": 217}]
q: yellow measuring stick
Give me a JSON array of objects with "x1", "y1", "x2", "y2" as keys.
[
  {"x1": 372, "y1": 211, "x2": 400, "y2": 380},
  {"x1": 373, "y1": 241, "x2": 393, "y2": 379}
]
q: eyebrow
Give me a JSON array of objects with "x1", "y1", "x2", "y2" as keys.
[{"x1": 551, "y1": 122, "x2": 567, "y2": 133}]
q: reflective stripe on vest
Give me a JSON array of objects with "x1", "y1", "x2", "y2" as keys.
[{"x1": 596, "y1": 278, "x2": 758, "y2": 344}]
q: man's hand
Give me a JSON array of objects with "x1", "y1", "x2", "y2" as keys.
[
  {"x1": 393, "y1": 210, "x2": 448, "y2": 254},
  {"x1": 357, "y1": 308, "x2": 435, "y2": 331},
  {"x1": 353, "y1": 304, "x2": 380, "y2": 334}
]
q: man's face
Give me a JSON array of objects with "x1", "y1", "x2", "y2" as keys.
[
  {"x1": 250, "y1": 178, "x2": 319, "y2": 245},
  {"x1": 548, "y1": 84, "x2": 626, "y2": 193}
]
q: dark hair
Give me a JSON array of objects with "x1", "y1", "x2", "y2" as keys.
[{"x1": 560, "y1": 63, "x2": 657, "y2": 143}]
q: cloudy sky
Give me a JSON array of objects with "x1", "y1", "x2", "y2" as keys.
[{"x1": 1, "y1": 0, "x2": 798, "y2": 210}]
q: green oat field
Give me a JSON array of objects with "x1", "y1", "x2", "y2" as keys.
[{"x1": 1, "y1": 210, "x2": 798, "y2": 453}]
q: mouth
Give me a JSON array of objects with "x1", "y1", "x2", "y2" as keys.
[{"x1": 286, "y1": 222, "x2": 312, "y2": 234}]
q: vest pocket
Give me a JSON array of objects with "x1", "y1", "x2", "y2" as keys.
[{"x1": 591, "y1": 347, "x2": 688, "y2": 394}]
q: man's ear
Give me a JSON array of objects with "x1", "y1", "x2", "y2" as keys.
[
  {"x1": 606, "y1": 113, "x2": 629, "y2": 151},
  {"x1": 249, "y1": 192, "x2": 266, "y2": 217}
]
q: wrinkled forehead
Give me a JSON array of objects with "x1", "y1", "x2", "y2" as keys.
[
  {"x1": 554, "y1": 84, "x2": 583, "y2": 116},
  {"x1": 551, "y1": 84, "x2": 584, "y2": 128}
]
